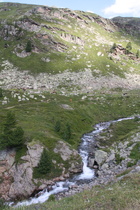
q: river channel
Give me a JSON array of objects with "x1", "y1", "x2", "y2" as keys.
[{"x1": 15, "y1": 115, "x2": 139, "y2": 207}]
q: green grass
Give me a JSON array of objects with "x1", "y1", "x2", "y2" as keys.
[
  {"x1": 0, "y1": 89, "x2": 140, "y2": 180},
  {"x1": 0, "y1": 89, "x2": 140, "y2": 149},
  {"x1": 12, "y1": 172, "x2": 140, "y2": 210},
  {"x1": 115, "y1": 153, "x2": 125, "y2": 164},
  {"x1": 116, "y1": 168, "x2": 132, "y2": 177},
  {"x1": 0, "y1": 2, "x2": 140, "y2": 75},
  {"x1": 99, "y1": 118, "x2": 140, "y2": 147},
  {"x1": 130, "y1": 142, "x2": 140, "y2": 161},
  {"x1": 15, "y1": 145, "x2": 28, "y2": 164}
]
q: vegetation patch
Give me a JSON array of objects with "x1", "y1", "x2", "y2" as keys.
[
  {"x1": 14, "y1": 173, "x2": 140, "y2": 210},
  {"x1": 115, "y1": 153, "x2": 125, "y2": 164},
  {"x1": 116, "y1": 168, "x2": 132, "y2": 177},
  {"x1": 15, "y1": 145, "x2": 28, "y2": 164},
  {"x1": 129, "y1": 142, "x2": 140, "y2": 162},
  {"x1": 99, "y1": 118, "x2": 140, "y2": 147}
]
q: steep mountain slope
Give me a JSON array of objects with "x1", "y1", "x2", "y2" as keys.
[
  {"x1": 112, "y1": 16, "x2": 140, "y2": 35},
  {"x1": 0, "y1": 3, "x2": 140, "y2": 94},
  {"x1": 0, "y1": 3, "x2": 140, "y2": 205}
]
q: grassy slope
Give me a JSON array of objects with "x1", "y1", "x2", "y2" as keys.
[
  {"x1": 0, "y1": 89, "x2": 139, "y2": 146},
  {"x1": 6, "y1": 172, "x2": 139, "y2": 210},
  {"x1": 0, "y1": 89, "x2": 139, "y2": 166},
  {"x1": 0, "y1": 3, "x2": 140, "y2": 209},
  {"x1": 0, "y1": 3, "x2": 140, "y2": 75}
]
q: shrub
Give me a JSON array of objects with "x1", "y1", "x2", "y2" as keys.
[
  {"x1": 136, "y1": 50, "x2": 139, "y2": 58},
  {"x1": 0, "y1": 198, "x2": 9, "y2": 209},
  {"x1": 127, "y1": 161, "x2": 136, "y2": 168},
  {"x1": 115, "y1": 153, "x2": 124, "y2": 164},
  {"x1": 48, "y1": 194, "x2": 55, "y2": 202},
  {"x1": 110, "y1": 43, "x2": 117, "y2": 53},
  {"x1": 130, "y1": 142, "x2": 140, "y2": 161},
  {"x1": 134, "y1": 116, "x2": 140, "y2": 122}
]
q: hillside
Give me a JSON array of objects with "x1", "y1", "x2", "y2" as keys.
[
  {"x1": 0, "y1": 2, "x2": 140, "y2": 209},
  {"x1": 0, "y1": 3, "x2": 140, "y2": 94},
  {"x1": 112, "y1": 16, "x2": 140, "y2": 35}
]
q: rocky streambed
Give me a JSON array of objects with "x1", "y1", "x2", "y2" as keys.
[{"x1": 14, "y1": 115, "x2": 140, "y2": 207}]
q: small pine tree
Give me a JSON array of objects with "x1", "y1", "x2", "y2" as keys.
[
  {"x1": 125, "y1": 42, "x2": 132, "y2": 54},
  {"x1": 25, "y1": 40, "x2": 32, "y2": 52},
  {"x1": 136, "y1": 50, "x2": 139, "y2": 58},
  {"x1": 9, "y1": 126, "x2": 25, "y2": 148},
  {"x1": 110, "y1": 43, "x2": 117, "y2": 53},
  {"x1": 37, "y1": 149, "x2": 52, "y2": 174},
  {"x1": 0, "y1": 111, "x2": 25, "y2": 149},
  {"x1": 54, "y1": 121, "x2": 61, "y2": 132},
  {"x1": 4, "y1": 111, "x2": 16, "y2": 132}
]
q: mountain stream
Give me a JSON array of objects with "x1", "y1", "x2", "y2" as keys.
[{"x1": 14, "y1": 115, "x2": 139, "y2": 207}]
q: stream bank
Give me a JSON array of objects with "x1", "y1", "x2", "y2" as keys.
[{"x1": 15, "y1": 115, "x2": 140, "y2": 207}]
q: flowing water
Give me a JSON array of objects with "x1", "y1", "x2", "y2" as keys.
[{"x1": 15, "y1": 115, "x2": 139, "y2": 207}]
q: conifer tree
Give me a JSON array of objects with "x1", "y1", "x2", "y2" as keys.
[
  {"x1": 4, "y1": 111, "x2": 16, "y2": 132},
  {"x1": 9, "y1": 126, "x2": 24, "y2": 148},
  {"x1": 110, "y1": 43, "x2": 117, "y2": 53},
  {"x1": 125, "y1": 42, "x2": 132, "y2": 54},
  {"x1": 37, "y1": 149, "x2": 52, "y2": 174},
  {"x1": 25, "y1": 40, "x2": 32, "y2": 52},
  {"x1": 0, "y1": 111, "x2": 25, "y2": 149}
]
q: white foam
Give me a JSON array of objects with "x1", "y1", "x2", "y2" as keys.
[{"x1": 14, "y1": 115, "x2": 140, "y2": 207}]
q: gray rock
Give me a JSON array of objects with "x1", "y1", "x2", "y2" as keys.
[
  {"x1": 60, "y1": 104, "x2": 74, "y2": 110},
  {"x1": 95, "y1": 150, "x2": 107, "y2": 165},
  {"x1": 101, "y1": 163, "x2": 109, "y2": 170},
  {"x1": 0, "y1": 150, "x2": 7, "y2": 160},
  {"x1": 54, "y1": 141, "x2": 82, "y2": 173},
  {"x1": 88, "y1": 157, "x2": 95, "y2": 168},
  {"x1": 54, "y1": 141, "x2": 77, "y2": 161},
  {"x1": 27, "y1": 144, "x2": 44, "y2": 167},
  {"x1": 133, "y1": 166, "x2": 140, "y2": 173},
  {"x1": 106, "y1": 153, "x2": 115, "y2": 162}
]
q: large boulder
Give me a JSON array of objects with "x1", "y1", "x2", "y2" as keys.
[
  {"x1": 95, "y1": 150, "x2": 108, "y2": 166},
  {"x1": 54, "y1": 141, "x2": 82, "y2": 173}
]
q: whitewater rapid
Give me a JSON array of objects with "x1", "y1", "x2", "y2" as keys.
[{"x1": 14, "y1": 115, "x2": 140, "y2": 207}]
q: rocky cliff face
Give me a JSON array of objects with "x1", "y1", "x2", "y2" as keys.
[{"x1": 0, "y1": 142, "x2": 82, "y2": 201}]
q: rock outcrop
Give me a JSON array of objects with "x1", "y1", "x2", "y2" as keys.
[
  {"x1": 0, "y1": 142, "x2": 82, "y2": 201},
  {"x1": 88, "y1": 131, "x2": 140, "y2": 178}
]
